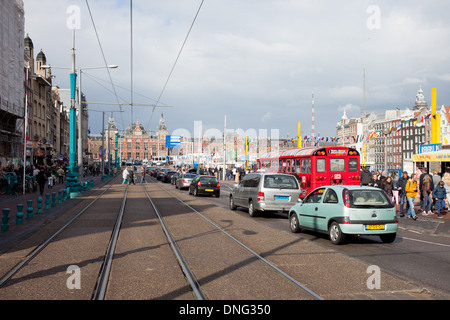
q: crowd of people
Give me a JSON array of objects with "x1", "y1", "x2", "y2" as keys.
[{"x1": 361, "y1": 167, "x2": 448, "y2": 219}]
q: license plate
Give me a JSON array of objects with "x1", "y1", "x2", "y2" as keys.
[
  {"x1": 205, "y1": 189, "x2": 214, "y2": 192},
  {"x1": 275, "y1": 196, "x2": 289, "y2": 200},
  {"x1": 365, "y1": 224, "x2": 385, "y2": 230}
]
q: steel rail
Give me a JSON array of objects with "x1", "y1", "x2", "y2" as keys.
[
  {"x1": 151, "y1": 179, "x2": 324, "y2": 301},
  {"x1": 143, "y1": 187, "x2": 208, "y2": 301},
  {"x1": 92, "y1": 185, "x2": 129, "y2": 300}
]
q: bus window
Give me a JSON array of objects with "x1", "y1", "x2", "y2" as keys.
[
  {"x1": 317, "y1": 159, "x2": 326, "y2": 172},
  {"x1": 349, "y1": 158, "x2": 358, "y2": 172},
  {"x1": 330, "y1": 158, "x2": 345, "y2": 172},
  {"x1": 287, "y1": 159, "x2": 291, "y2": 173},
  {"x1": 279, "y1": 159, "x2": 283, "y2": 173},
  {"x1": 282, "y1": 159, "x2": 287, "y2": 173},
  {"x1": 296, "y1": 159, "x2": 300, "y2": 173},
  {"x1": 306, "y1": 159, "x2": 311, "y2": 173},
  {"x1": 301, "y1": 159, "x2": 305, "y2": 173}
]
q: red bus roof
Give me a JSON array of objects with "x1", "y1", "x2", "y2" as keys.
[{"x1": 257, "y1": 146, "x2": 354, "y2": 160}]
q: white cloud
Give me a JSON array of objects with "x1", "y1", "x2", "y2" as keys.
[{"x1": 21, "y1": 0, "x2": 450, "y2": 138}]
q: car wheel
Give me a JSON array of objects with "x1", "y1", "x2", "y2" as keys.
[
  {"x1": 248, "y1": 200, "x2": 258, "y2": 217},
  {"x1": 379, "y1": 233, "x2": 396, "y2": 243},
  {"x1": 193, "y1": 188, "x2": 198, "y2": 197},
  {"x1": 329, "y1": 221, "x2": 346, "y2": 245},
  {"x1": 289, "y1": 213, "x2": 301, "y2": 233},
  {"x1": 229, "y1": 196, "x2": 237, "y2": 210},
  {"x1": 215, "y1": 192, "x2": 220, "y2": 198}
]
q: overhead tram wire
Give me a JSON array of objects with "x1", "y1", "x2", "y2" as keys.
[
  {"x1": 85, "y1": 0, "x2": 125, "y2": 130},
  {"x1": 146, "y1": 0, "x2": 205, "y2": 130}
]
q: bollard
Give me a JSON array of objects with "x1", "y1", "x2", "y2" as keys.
[
  {"x1": 37, "y1": 197, "x2": 43, "y2": 214},
  {"x1": 26, "y1": 200, "x2": 33, "y2": 219},
  {"x1": 58, "y1": 190, "x2": 62, "y2": 204},
  {"x1": 62, "y1": 189, "x2": 67, "y2": 202},
  {"x1": 1, "y1": 208, "x2": 10, "y2": 232},
  {"x1": 16, "y1": 204, "x2": 24, "y2": 225},
  {"x1": 45, "y1": 194, "x2": 51, "y2": 210},
  {"x1": 51, "y1": 192, "x2": 56, "y2": 207}
]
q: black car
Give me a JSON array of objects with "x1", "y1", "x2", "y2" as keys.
[
  {"x1": 162, "y1": 171, "x2": 176, "y2": 183},
  {"x1": 188, "y1": 175, "x2": 220, "y2": 198}
]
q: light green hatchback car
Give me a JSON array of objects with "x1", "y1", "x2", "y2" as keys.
[{"x1": 289, "y1": 185, "x2": 398, "y2": 245}]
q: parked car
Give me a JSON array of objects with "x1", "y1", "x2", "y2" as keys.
[
  {"x1": 189, "y1": 175, "x2": 220, "y2": 197},
  {"x1": 288, "y1": 185, "x2": 398, "y2": 245},
  {"x1": 176, "y1": 173, "x2": 197, "y2": 190},
  {"x1": 229, "y1": 173, "x2": 301, "y2": 217},
  {"x1": 162, "y1": 171, "x2": 177, "y2": 183}
]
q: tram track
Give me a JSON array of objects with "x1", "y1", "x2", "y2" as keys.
[{"x1": 144, "y1": 179, "x2": 323, "y2": 300}]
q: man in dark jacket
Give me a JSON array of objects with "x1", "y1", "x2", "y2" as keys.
[
  {"x1": 432, "y1": 181, "x2": 446, "y2": 218},
  {"x1": 397, "y1": 171, "x2": 409, "y2": 217},
  {"x1": 360, "y1": 167, "x2": 371, "y2": 186}
]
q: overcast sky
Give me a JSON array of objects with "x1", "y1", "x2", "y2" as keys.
[{"x1": 23, "y1": 0, "x2": 450, "y2": 140}]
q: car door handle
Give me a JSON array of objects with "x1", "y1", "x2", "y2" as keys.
[{"x1": 315, "y1": 207, "x2": 318, "y2": 211}]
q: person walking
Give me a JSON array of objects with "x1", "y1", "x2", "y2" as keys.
[
  {"x1": 122, "y1": 167, "x2": 129, "y2": 184},
  {"x1": 36, "y1": 167, "x2": 47, "y2": 196},
  {"x1": 421, "y1": 174, "x2": 433, "y2": 215},
  {"x1": 360, "y1": 166, "x2": 371, "y2": 186},
  {"x1": 129, "y1": 168, "x2": 135, "y2": 185},
  {"x1": 397, "y1": 171, "x2": 409, "y2": 217},
  {"x1": 140, "y1": 167, "x2": 146, "y2": 184},
  {"x1": 405, "y1": 173, "x2": 418, "y2": 220},
  {"x1": 432, "y1": 180, "x2": 446, "y2": 218}
]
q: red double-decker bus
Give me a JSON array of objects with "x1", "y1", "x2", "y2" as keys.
[{"x1": 257, "y1": 146, "x2": 361, "y2": 198}]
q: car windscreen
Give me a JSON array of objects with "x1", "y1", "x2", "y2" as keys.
[
  {"x1": 349, "y1": 189, "x2": 393, "y2": 208},
  {"x1": 200, "y1": 177, "x2": 218, "y2": 183},
  {"x1": 182, "y1": 174, "x2": 196, "y2": 179},
  {"x1": 263, "y1": 175, "x2": 299, "y2": 189}
]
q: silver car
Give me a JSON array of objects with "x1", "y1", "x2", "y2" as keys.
[
  {"x1": 229, "y1": 173, "x2": 301, "y2": 217},
  {"x1": 175, "y1": 173, "x2": 197, "y2": 190}
]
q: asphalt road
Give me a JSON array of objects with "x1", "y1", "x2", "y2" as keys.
[{"x1": 165, "y1": 178, "x2": 450, "y2": 299}]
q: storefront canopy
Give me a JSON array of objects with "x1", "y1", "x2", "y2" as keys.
[{"x1": 413, "y1": 150, "x2": 450, "y2": 162}]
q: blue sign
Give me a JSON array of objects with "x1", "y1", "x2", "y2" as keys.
[
  {"x1": 165, "y1": 135, "x2": 181, "y2": 149},
  {"x1": 420, "y1": 143, "x2": 440, "y2": 154}
]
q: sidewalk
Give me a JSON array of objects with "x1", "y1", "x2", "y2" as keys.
[{"x1": 0, "y1": 174, "x2": 105, "y2": 253}]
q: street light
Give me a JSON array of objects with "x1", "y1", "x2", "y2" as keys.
[{"x1": 42, "y1": 64, "x2": 118, "y2": 190}]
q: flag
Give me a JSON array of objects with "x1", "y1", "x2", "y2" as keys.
[
  {"x1": 414, "y1": 121, "x2": 417, "y2": 128},
  {"x1": 396, "y1": 123, "x2": 402, "y2": 132},
  {"x1": 405, "y1": 121, "x2": 409, "y2": 129}
]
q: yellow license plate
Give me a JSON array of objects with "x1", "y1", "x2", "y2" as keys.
[
  {"x1": 365, "y1": 224, "x2": 385, "y2": 230},
  {"x1": 205, "y1": 189, "x2": 214, "y2": 192}
]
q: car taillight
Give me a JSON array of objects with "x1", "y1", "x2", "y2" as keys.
[
  {"x1": 257, "y1": 192, "x2": 265, "y2": 202},
  {"x1": 198, "y1": 182, "x2": 202, "y2": 187},
  {"x1": 217, "y1": 183, "x2": 220, "y2": 188},
  {"x1": 182, "y1": 179, "x2": 187, "y2": 183},
  {"x1": 342, "y1": 188, "x2": 351, "y2": 208}
]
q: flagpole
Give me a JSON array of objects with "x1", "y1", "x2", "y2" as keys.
[{"x1": 23, "y1": 94, "x2": 28, "y2": 195}]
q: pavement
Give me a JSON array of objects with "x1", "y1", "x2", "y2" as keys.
[{"x1": 0, "y1": 174, "x2": 105, "y2": 254}]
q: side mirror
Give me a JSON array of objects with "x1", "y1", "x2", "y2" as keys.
[{"x1": 232, "y1": 182, "x2": 238, "y2": 188}]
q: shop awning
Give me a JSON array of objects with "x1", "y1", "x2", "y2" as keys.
[{"x1": 413, "y1": 150, "x2": 450, "y2": 162}]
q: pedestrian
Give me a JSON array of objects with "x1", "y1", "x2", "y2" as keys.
[
  {"x1": 405, "y1": 173, "x2": 418, "y2": 220},
  {"x1": 443, "y1": 173, "x2": 450, "y2": 210},
  {"x1": 48, "y1": 173, "x2": 54, "y2": 190},
  {"x1": 122, "y1": 167, "x2": 129, "y2": 184},
  {"x1": 368, "y1": 173, "x2": 380, "y2": 188},
  {"x1": 360, "y1": 166, "x2": 371, "y2": 186},
  {"x1": 382, "y1": 176, "x2": 394, "y2": 202},
  {"x1": 140, "y1": 167, "x2": 146, "y2": 184},
  {"x1": 36, "y1": 167, "x2": 47, "y2": 196},
  {"x1": 57, "y1": 166, "x2": 65, "y2": 184},
  {"x1": 432, "y1": 180, "x2": 446, "y2": 218},
  {"x1": 421, "y1": 174, "x2": 433, "y2": 215},
  {"x1": 129, "y1": 168, "x2": 135, "y2": 185},
  {"x1": 397, "y1": 171, "x2": 409, "y2": 217}
]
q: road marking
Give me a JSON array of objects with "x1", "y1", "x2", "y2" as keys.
[{"x1": 400, "y1": 237, "x2": 450, "y2": 248}]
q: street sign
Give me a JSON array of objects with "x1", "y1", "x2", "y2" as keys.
[
  {"x1": 165, "y1": 135, "x2": 181, "y2": 149},
  {"x1": 420, "y1": 143, "x2": 440, "y2": 154}
]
